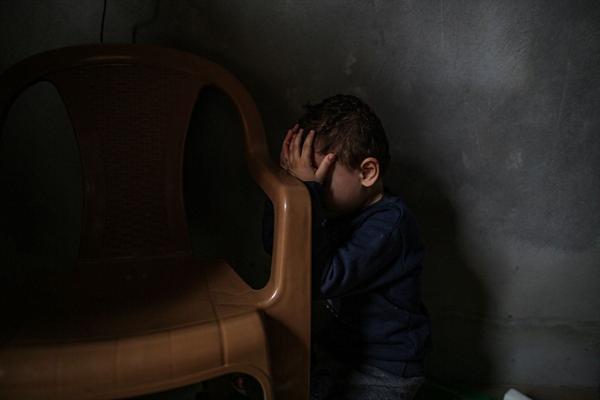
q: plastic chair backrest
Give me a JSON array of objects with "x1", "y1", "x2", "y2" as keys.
[
  {"x1": 0, "y1": 45, "x2": 267, "y2": 264},
  {"x1": 0, "y1": 45, "x2": 313, "y2": 399}
]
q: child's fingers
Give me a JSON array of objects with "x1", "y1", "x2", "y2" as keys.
[
  {"x1": 280, "y1": 129, "x2": 294, "y2": 168},
  {"x1": 291, "y1": 128, "x2": 304, "y2": 160},
  {"x1": 280, "y1": 150, "x2": 288, "y2": 169},
  {"x1": 302, "y1": 130, "x2": 316, "y2": 162},
  {"x1": 284, "y1": 128, "x2": 294, "y2": 145},
  {"x1": 315, "y1": 153, "x2": 337, "y2": 183},
  {"x1": 283, "y1": 125, "x2": 298, "y2": 149}
]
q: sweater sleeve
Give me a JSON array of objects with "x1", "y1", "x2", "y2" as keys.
[
  {"x1": 315, "y1": 208, "x2": 404, "y2": 298},
  {"x1": 261, "y1": 180, "x2": 403, "y2": 299},
  {"x1": 302, "y1": 182, "x2": 408, "y2": 299}
]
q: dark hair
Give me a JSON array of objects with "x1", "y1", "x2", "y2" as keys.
[{"x1": 297, "y1": 94, "x2": 391, "y2": 175}]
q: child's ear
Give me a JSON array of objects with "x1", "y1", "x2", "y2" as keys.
[{"x1": 359, "y1": 157, "x2": 380, "y2": 188}]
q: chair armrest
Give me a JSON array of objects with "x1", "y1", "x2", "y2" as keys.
[{"x1": 247, "y1": 156, "x2": 312, "y2": 310}]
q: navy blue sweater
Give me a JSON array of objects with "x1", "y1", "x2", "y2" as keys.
[{"x1": 262, "y1": 181, "x2": 431, "y2": 377}]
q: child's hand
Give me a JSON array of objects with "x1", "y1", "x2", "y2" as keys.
[{"x1": 280, "y1": 124, "x2": 336, "y2": 184}]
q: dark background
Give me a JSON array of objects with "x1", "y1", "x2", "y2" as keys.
[{"x1": 1, "y1": 0, "x2": 599, "y2": 397}]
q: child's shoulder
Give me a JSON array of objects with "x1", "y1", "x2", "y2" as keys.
[
  {"x1": 359, "y1": 191, "x2": 423, "y2": 247},
  {"x1": 363, "y1": 189, "x2": 409, "y2": 217},
  {"x1": 354, "y1": 190, "x2": 414, "y2": 230}
]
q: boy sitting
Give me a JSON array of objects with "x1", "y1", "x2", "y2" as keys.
[{"x1": 263, "y1": 94, "x2": 431, "y2": 400}]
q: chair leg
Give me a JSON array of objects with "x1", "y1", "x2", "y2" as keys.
[
  {"x1": 202, "y1": 370, "x2": 273, "y2": 400},
  {"x1": 251, "y1": 372, "x2": 273, "y2": 400}
]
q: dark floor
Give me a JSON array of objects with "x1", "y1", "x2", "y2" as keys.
[{"x1": 129, "y1": 376, "x2": 599, "y2": 400}]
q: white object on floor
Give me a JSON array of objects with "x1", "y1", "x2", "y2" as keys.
[{"x1": 504, "y1": 388, "x2": 533, "y2": 400}]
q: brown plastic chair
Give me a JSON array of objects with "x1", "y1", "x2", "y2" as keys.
[{"x1": 0, "y1": 44, "x2": 312, "y2": 399}]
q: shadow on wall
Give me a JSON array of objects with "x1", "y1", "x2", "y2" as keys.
[
  {"x1": 0, "y1": 82, "x2": 82, "y2": 291},
  {"x1": 0, "y1": 82, "x2": 83, "y2": 341},
  {"x1": 385, "y1": 111, "x2": 492, "y2": 384},
  {"x1": 183, "y1": 86, "x2": 272, "y2": 289}
]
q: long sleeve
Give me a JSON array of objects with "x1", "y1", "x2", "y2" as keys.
[
  {"x1": 315, "y1": 208, "x2": 405, "y2": 298},
  {"x1": 261, "y1": 182, "x2": 410, "y2": 299}
]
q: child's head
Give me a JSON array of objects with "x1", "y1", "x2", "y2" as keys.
[
  {"x1": 298, "y1": 94, "x2": 391, "y2": 215},
  {"x1": 298, "y1": 94, "x2": 390, "y2": 175}
]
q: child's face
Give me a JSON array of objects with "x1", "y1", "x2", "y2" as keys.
[{"x1": 314, "y1": 140, "x2": 365, "y2": 217}]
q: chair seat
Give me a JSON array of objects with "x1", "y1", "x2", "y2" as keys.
[{"x1": 0, "y1": 256, "x2": 269, "y2": 399}]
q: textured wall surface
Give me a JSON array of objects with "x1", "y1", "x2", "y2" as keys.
[{"x1": 1, "y1": 0, "x2": 599, "y2": 393}]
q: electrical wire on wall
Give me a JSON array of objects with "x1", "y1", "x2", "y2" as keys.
[
  {"x1": 100, "y1": 0, "x2": 108, "y2": 43},
  {"x1": 99, "y1": 0, "x2": 161, "y2": 44},
  {"x1": 132, "y1": 0, "x2": 161, "y2": 43}
]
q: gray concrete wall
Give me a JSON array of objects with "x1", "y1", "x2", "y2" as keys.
[{"x1": 1, "y1": 0, "x2": 599, "y2": 394}]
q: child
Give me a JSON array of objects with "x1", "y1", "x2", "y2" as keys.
[{"x1": 263, "y1": 95, "x2": 431, "y2": 400}]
